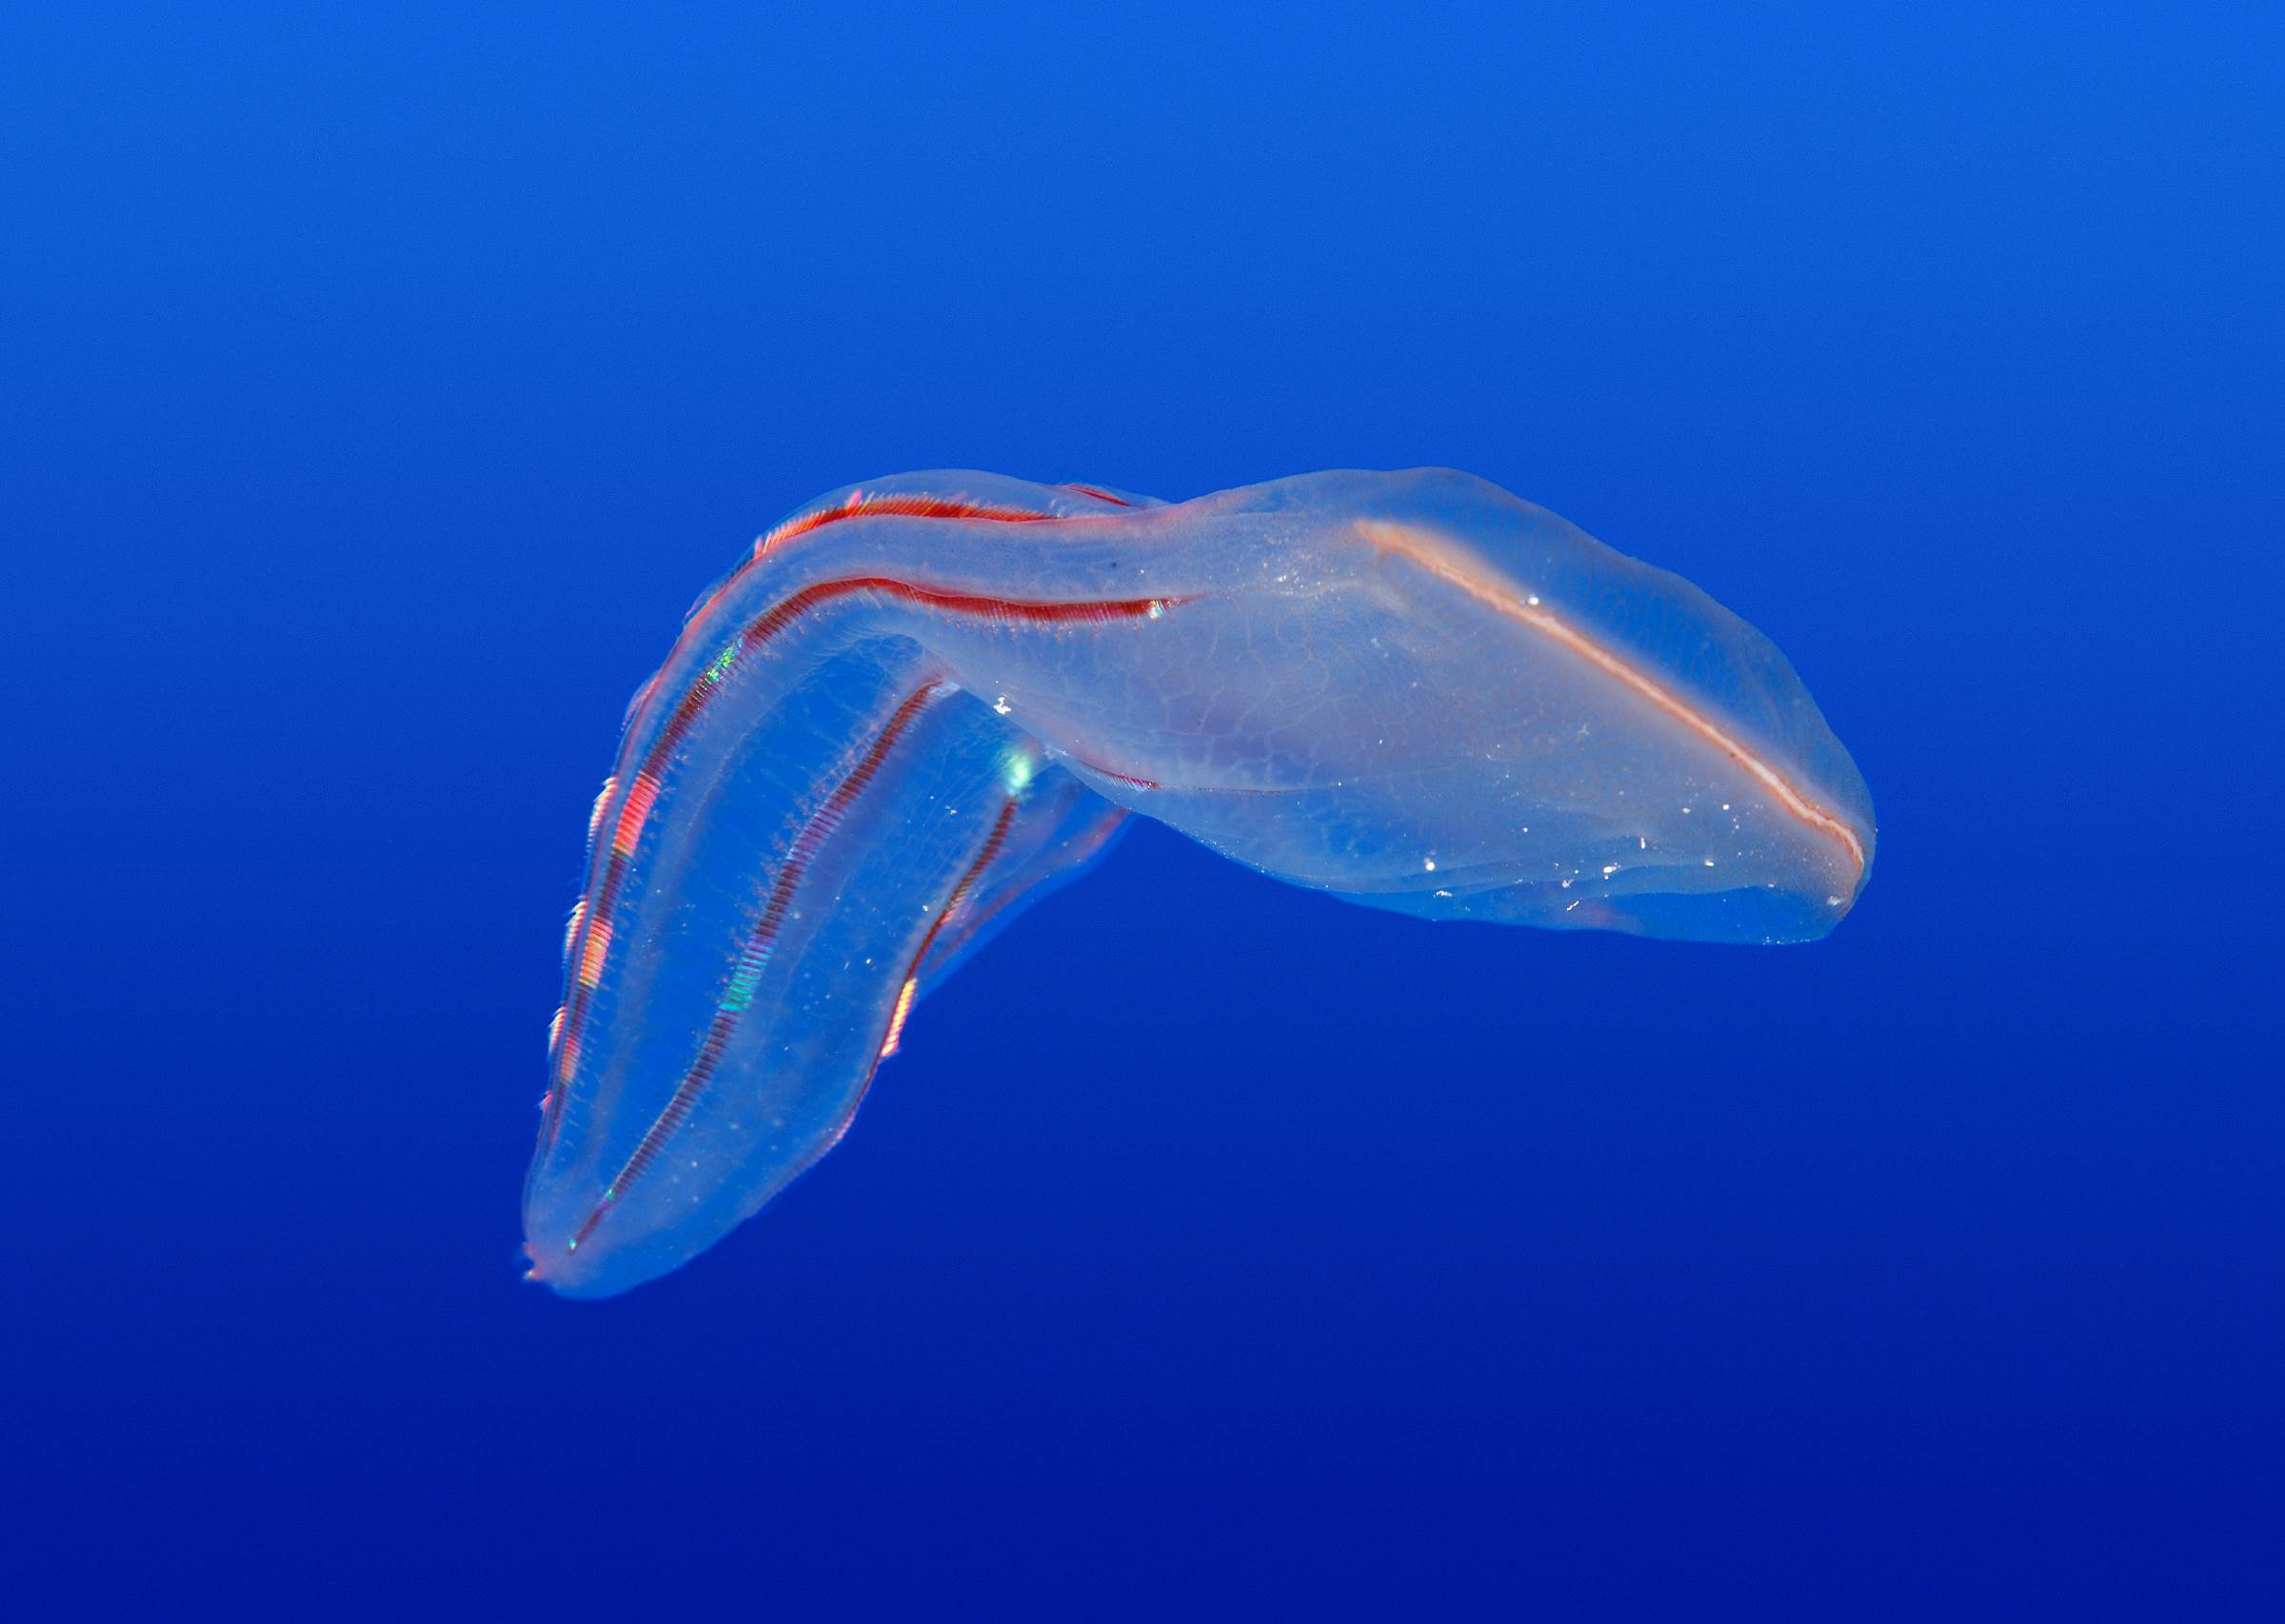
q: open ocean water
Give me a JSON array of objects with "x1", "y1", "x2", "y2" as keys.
[{"x1": 5, "y1": 5, "x2": 2279, "y2": 1617}]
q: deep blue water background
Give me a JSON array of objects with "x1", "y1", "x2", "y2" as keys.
[{"x1": 6, "y1": 5, "x2": 2280, "y2": 1616}]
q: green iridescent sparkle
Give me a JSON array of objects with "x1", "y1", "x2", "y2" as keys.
[{"x1": 721, "y1": 958, "x2": 765, "y2": 1013}]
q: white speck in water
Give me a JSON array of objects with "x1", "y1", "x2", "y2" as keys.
[
  {"x1": 992, "y1": 696, "x2": 1012, "y2": 716},
  {"x1": 1422, "y1": 858, "x2": 1437, "y2": 872},
  {"x1": 1527, "y1": 594, "x2": 1540, "y2": 606},
  {"x1": 1703, "y1": 858, "x2": 1717, "y2": 867},
  {"x1": 1600, "y1": 862, "x2": 1619, "y2": 878}
]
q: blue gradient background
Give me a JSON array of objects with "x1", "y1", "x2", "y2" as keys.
[{"x1": 6, "y1": 5, "x2": 2279, "y2": 1617}]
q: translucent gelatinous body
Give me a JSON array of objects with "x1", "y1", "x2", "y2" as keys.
[{"x1": 524, "y1": 469, "x2": 1875, "y2": 1297}]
